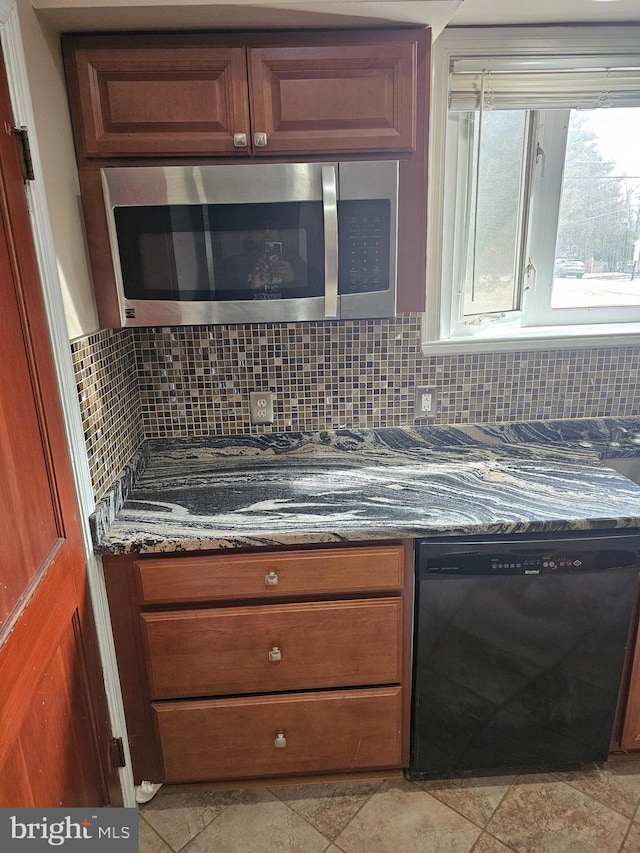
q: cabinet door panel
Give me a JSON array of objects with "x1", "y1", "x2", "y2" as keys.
[
  {"x1": 621, "y1": 612, "x2": 640, "y2": 750},
  {"x1": 66, "y1": 43, "x2": 251, "y2": 157},
  {"x1": 141, "y1": 598, "x2": 403, "y2": 698},
  {"x1": 154, "y1": 687, "x2": 403, "y2": 782},
  {"x1": 248, "y1": 42, "x2": 417, "y2": 154}
]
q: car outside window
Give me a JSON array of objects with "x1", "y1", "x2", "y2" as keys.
[{"x1": 554, "y1": 260, "x2": 585, "y2": 279}]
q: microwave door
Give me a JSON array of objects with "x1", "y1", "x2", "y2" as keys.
[{"x1": 103, "y1": 164, "x2": 332, "y2": 325}]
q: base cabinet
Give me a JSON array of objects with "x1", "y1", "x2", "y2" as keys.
[{"x1": 103, "y1": 542, "x2": 413, "y2": 785}]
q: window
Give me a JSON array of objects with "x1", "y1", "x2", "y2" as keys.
[{"x1": 425, "y1": 27, "x2": 640, "y2": 353}]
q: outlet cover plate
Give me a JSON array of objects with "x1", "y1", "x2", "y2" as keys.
[
  {"x1": 250, "y1": 391, "x2": 274, "y2": 424},
  {"x1": 414, "y1": 386, "x2": 437, "y2": 419}
]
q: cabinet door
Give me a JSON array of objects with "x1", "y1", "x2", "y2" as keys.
[
  {"x1": 64, "y1": 40, "x2": 251, "y2": 158},
  {"x1": 248, "y1": 40, "x2": 417, "y2": 155},
  {"x1": 621, "y1": 613, "x2": 640, "y2": 751}
]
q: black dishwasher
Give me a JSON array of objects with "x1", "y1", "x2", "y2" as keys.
[{"x1": 410, "y1": 532, "x2": 640, "y2": 777}]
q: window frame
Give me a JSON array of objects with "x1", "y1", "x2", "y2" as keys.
[
  {"x1": 424, "y1": 25, "x2": 640, "y2": 355},
  {"x1": 445, "y1": 107, "x2": 535, "y2": 337}
]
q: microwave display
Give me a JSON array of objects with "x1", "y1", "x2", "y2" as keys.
[{"x1": 113, "y1": 199, "x2": 390, "y2": 303}]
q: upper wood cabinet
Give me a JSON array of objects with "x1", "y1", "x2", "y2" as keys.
[
  {"x1": 248, "y1": 40, "x2": 417, "y2": 155},
  {"x1": 62, "y1": 30, "x2": 423, "y2": 162},
  {"x1": 63, "y1": 40, "x2": 252, "y2": 158}
]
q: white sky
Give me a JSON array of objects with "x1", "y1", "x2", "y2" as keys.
[{"x1": 580, "y1": 107, "x2": 640, "y2": 176}]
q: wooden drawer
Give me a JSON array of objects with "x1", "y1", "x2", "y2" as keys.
[
  {"x1": 153, "y1": 686, "x2": 403, "y2": 782},
  {"x1": 135, "y1": 545, "x2": 404, "y2": 605},
  {"x1": 141, "y1": 598, "x2": 402, "y2": 699}
]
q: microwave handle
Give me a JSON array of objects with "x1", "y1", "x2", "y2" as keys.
[{"x1": 321, "y1": 165, "x2": 339, "y2": 318}]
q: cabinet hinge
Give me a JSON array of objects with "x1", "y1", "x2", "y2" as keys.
[
  {"x1": 111, "y1": 736, "x2": 127, "y2": 769},
  {"x1": 13, "y1": 126, "x2": 35, "y2": 182}
]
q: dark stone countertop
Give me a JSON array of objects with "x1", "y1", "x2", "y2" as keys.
[{"x1": 91, "y1": 418, "x2": 640, "y2": 555}]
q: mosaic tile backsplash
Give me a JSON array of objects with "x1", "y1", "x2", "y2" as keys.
[
  {"x1": 70, "y1": 318, "x2": 640, "y2": 500},
  {"x1": 70, "y1": 328, "x2": 143, "y2": 500}
]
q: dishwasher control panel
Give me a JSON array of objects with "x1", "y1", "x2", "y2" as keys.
[{"x1": 422, "y1": 548, "x2": 638, "y2": 575}]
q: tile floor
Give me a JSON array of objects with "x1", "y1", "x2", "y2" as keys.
[{"x1": 138, "y1": 758, "x2": 640, "y2": 852}]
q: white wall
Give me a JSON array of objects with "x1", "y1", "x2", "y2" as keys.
[{"x1": 16, "y1": 0, "x2": 98, "y2": 338}]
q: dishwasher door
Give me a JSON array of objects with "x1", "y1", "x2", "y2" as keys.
[{"x1": 410, "y1": 535, "x2": 639, "y2": 777}]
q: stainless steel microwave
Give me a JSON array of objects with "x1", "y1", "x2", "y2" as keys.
[{"x1": 101, "y1": 161, "x2": 399, "y2": 327}]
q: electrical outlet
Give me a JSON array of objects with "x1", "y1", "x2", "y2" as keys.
[
  {"x1": 250, "y1": 391, "x2": 274, "y2": 424},
  {"x1": 414, "y1": 387, "x2": 437, "y2": 419}
]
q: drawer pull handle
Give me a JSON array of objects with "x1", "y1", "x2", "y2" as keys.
[
  {"x1": 265, "y1": 571, "x2": 279, "y2": 586},
  {"x1": 254, "y1": 132, "x2": 268, "y2": 147},
  {"x1": 233, "y1": 132, "x2": 248, "y2": 148},
  {"x1": 274, "y1": 732, "x2": 287, "y2": 748},
  {"x1": 268, "y1": 646, "x2": 282, "y2": 662}
]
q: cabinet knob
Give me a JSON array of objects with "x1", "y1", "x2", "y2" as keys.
[
  {"x1": 268, "y1": 646, "x2": 282, "y2": 662},
  {"x1": 265, "y1": 570, "x2": 279, "y2": 586},
  {"x1": 254, "y1": 132, "x2": 268, "y2": 147},
  {"x1": 233, "y1": 132, "x2": 248, "y2": 148},
  {"x1": 274, "y1": 732, "x2": 287, "y2": 748}
]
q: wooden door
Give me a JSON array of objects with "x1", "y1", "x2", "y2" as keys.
[
  {"x1": 0, "y1": 46, "x2": 120, "y2": 806},
  {"x1": 248, "y1": 35, "x2": 419, "y2": 155},
  {"x1": 62, "y1": 34, "x2": 251, "y2": 159}
]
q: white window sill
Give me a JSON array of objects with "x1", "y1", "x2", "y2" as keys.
[{"x1": 421, "y1": 321, "x2": 640, "y2": 356}]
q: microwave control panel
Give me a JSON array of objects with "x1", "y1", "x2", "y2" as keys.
[{"x1": 338, "y1": 199, "x2": 390, "y2": 294}]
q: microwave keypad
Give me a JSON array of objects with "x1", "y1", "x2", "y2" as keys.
[{"x1": 338, "y1": 199, "x2": 391, "y2": 294}]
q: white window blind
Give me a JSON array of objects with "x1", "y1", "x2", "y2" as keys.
[{"x1": 449, "y1": 55, "x2": 640, "y2": 111}]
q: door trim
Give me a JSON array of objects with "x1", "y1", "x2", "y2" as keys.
[{"x1": 0, "y1": 0, "x2": 134, "y2": 806}]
